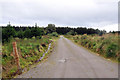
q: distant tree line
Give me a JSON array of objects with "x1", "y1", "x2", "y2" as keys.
[
  {"x1": 2, "y1": 23, "x2": 118, "y2": 43},
  {"x1": 56, "y1": 27, "x2": 107, "y2": 35},
  {"x1": 2, "y1": 23, "x2": 44, "y2": 43}
]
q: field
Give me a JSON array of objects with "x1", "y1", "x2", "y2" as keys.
[{"x1": 65, "y1": 33, "x2": 120, "y2": 62}]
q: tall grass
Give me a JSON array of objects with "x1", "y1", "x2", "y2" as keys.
[
  {"x1": 65, "y1": 33, "x2": 119, "y2": 62},
  {"x1": 2, "y1": 35, "x2": 53, "y2": 78}
]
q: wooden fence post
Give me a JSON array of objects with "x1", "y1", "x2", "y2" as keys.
[{"x1": 12, "y1": 42, "x2": 22, "y2": 74}]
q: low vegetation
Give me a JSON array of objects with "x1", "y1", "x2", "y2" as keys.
[
  {"x1": 2, "y1": 35, "x2": 56, "y2": 78},
  {"x1": 2, "y1": 23, "x2": 59, "y2": 78},
  {"x1": 65, "y1": 33, "x2": 120, "y2": 62},
  {"x1": 2, "y1": 23, "x2": 119, "y2": 78}
]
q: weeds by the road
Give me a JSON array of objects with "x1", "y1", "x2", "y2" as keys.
[
  {"x1": 65, "y1": 33, "x2": 120, "y2": 62},
  {"x1": 2, "y1": 35, "x2": 58, "y2": 78}
]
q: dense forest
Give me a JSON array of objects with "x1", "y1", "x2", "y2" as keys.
[{"x1": 1, "y1": 23, "x2": 119, "y2": 43}]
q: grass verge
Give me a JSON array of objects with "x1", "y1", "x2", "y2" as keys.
[
  {"x1": 64, "y1": 33, "x2": 119, "y2": 63},
  {"x1": 2, "y1": 35, "x2": 58, "y2": 78}
]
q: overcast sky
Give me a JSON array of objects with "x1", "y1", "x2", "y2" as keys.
[{"x1": 0, "y1": 0, "x2": 119, "y2": 32}]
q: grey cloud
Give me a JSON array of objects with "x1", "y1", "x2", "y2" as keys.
[{"x1": 0, "y1": 0, "x2": 118, "y2": 31}]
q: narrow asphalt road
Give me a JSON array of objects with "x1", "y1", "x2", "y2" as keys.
[{"x1": 17, "y1": 36, "x2": 118, "y2": 78}]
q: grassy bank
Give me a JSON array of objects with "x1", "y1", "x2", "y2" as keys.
[
  {"x1": 65, "y1": 33, "x2": 119, "y2": 62},
  {"x1": 2, "y1": 35, "x2": 58, "y2": 78}
]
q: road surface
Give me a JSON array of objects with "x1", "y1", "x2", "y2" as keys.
[{"x1": 17, "y1": 36, "x2": 118, "y2": 78}]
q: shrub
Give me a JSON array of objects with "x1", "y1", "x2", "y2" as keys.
[
  {"x1": 81, "y1": 35, "x2": 87, "y2": 40},
  {"x1": 66, "y1": 30, "x2": 75, "y2": 35},
  {"x1": 24, "y1": 38, "x2": 27, "y2": 40},
  {"x1": 74, "y1": 40, "x2": 78, "y2": 43},
  {"x1": 81, "y1": 40, "x2": 88, "y2": 46},
  {"x1": 87, "y1": 42, "x2": 92, "y2": 48},
  {"x1": 36, "y1": 36, "x2": 41, "y2": 39},
  {"x1": 51, "y1": 32, "x2": 58, "y2": 37},
  {"x1": 106, "y1": 43, "x2": 118, "y2": 58},
  {"x1": 32, "y1": 36, "x2": 35, "y2": 39},
  {"x1": 93, "y1": 42, "x2": 96, "y2": 46}
]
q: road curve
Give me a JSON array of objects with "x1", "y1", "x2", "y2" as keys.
[{"x1": 17, "y1": 36, "x2": 118, "y2": 78}]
